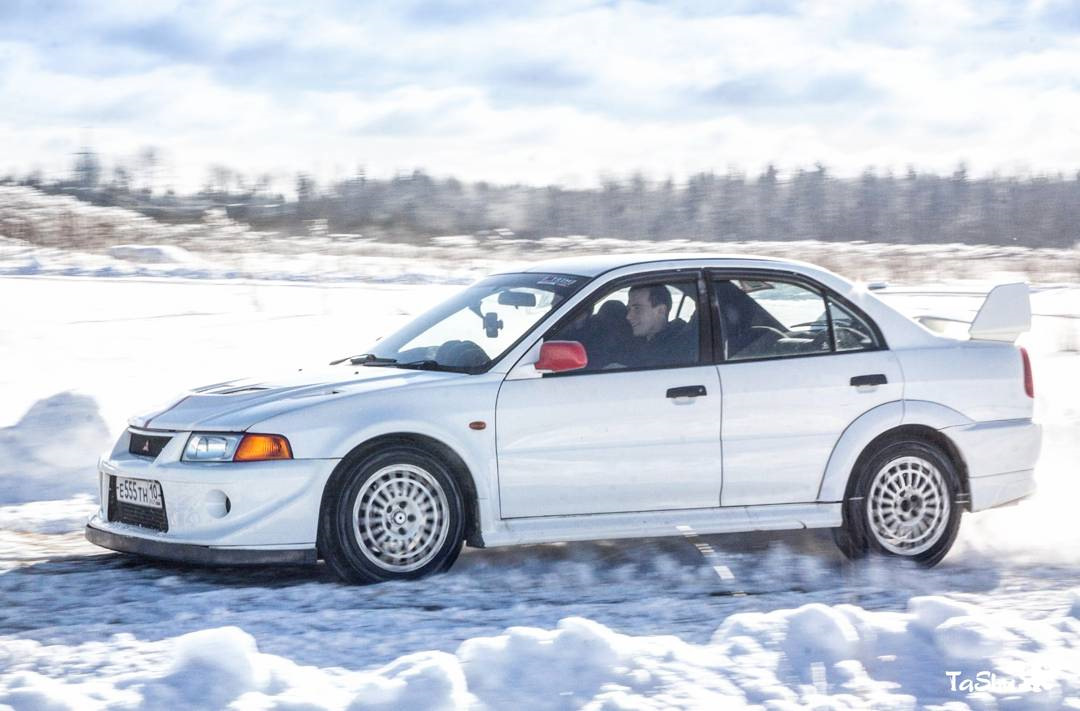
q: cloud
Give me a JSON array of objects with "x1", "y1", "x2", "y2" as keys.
[
  {"x1": 487, "y1": 60, "x2": 591, "y2": 92},
  {"x1": 648, "y1": 0, "x2": 802, "y2": 18},
  {"x1": 1039, "y1": 0, "x2": 1080, "y2": 31},
  {"x1": 351, "y1": 88, "x2": 482, "y2": 137},
  {"x1": 102, "y1": 17, "x2": 215, "y2": 62},
  {"x1": 484, "y1": 59, "x2": 593, "y2": 110},
  {"x1": 2, "y1": 0, "x2": 1080, "y2": 189},
  {"x1": 698, "y1": 72, "x2": 881, "y2": 108},
  {"x1": 402, "y1": 0, "x2": 545, "y2": 27}
]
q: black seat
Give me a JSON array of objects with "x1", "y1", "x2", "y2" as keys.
[
  {"x1": 584, "y1": 301, "x2": 633, "y2": 369},
  {"x1": 713, "y1": 282, "x2": 788, "y2": 358}
]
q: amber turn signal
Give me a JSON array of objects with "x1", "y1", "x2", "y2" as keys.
[{"x1": 233, "y1": 434, "x2": 293, "y2": 461}]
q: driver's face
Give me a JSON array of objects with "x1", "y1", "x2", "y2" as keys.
[{"x1": 627, "y1": 289, "x2": 668, "y2": 339}]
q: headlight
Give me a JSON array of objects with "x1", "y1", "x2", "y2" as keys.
[
  {"x1": 183, "y1": 434, "x2": 242, "y2": 461},
  {"x1": 182, "y1": 433, "x2": 294, "y2": 462}
]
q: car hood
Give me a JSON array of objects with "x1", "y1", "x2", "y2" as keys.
[{"x1": 130, "y1": 365, "x2": 463, "y2": 432}]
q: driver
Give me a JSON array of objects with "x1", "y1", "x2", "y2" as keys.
[{"x1": 623, "y1": 285, "x2": 695, "y2": 367}]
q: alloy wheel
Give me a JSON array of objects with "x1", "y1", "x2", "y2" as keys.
[
  {"x1": 866, "y1": 455, "x2": 951, "y2": 556},
  {"x1": 351, "y1": 464, "x2": 450, "y2": 572}
]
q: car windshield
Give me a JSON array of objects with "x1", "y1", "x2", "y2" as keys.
[{"x1": 359, "y1": 273, "x2": 587, "y2": 372}]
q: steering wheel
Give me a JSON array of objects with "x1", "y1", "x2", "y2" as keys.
[
  {"x1": 749, "y1": 325, "x2": 789, "y2": 338},
  {"x1": 833, "y1": 325, "x2": 873, "y2": 349},
  {"x1": 807, "y1": 329, "x2": 831, "y2": 351},
  {"x1": 789, "y1": 320, "x2": 827, "y2": 330}
]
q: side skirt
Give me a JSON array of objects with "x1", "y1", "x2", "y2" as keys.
[{"x1": 480, "y1": 502, "x2": 842, "y2": 548}]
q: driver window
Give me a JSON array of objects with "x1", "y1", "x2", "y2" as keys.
[
  {"x1": 549, "y1": 279, "x2": 699, "y2": 372},
  {"x1": 714, "y1": 278, "x2": 830, "y2": 361}
]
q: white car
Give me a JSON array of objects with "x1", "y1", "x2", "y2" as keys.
[{"x1": 86, "y1": 255, "x2": 1041, "y2": 582}]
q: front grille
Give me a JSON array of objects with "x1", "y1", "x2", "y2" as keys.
[
  {"x1": 107, "y1": 477, "x2": 169, "y2": 532},
  {"x1": 128, "y1": 431, "x2": 172, "y2": 459}
]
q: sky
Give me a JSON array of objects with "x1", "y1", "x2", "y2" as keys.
[{"x1": 2, "y1": 0, "x2": 1080, "y2": 192}]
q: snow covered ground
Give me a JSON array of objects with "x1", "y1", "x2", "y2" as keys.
[{"x1": 0, "y1": 263, "x2": 1078, "y2": 709}]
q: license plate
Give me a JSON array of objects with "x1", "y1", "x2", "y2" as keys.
[{"x1": 115, "y1": 477, "x2": 164, "y2": 509}]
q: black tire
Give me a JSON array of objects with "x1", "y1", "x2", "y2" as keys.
[
  {"x1": 833, "y1": 437, "x2": 962, "y2": 567},
  {"x1": 319, "y1": 445, "x2": 465, "y2": 584}
]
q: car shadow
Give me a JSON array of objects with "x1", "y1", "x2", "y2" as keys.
[
  {"x1": 8, "y1": 527, "x2": 1007, "y2": 600},
  {"x1": 6, "y1": 550, "x2": 338, "y2": 587},
  {"x1": 454, "y1": 527, "x2": 1006, "y2": 601}
]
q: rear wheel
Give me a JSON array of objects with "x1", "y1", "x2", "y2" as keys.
[
  {"x1": 319, "y1": 446, "x2": 465, "y2": 584},
  {"x1": 834, "y1": 438, "x2": 962, "y2": 567}
]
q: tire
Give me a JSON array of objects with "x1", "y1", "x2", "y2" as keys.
[
  {"x1": 319, "y1": 445, "x2": 465, "y2": 584},
  {"x1": 833, "y1": 438, "x2": 962, "y2": 567}
]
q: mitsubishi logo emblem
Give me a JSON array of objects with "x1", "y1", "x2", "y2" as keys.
[{"x1": 141, "y1": 440, "x2": 151, "y2": 453}]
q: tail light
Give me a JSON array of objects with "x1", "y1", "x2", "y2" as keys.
[{"x1": 1020, "y1": 347, "x2": 1034, "y2": 398}]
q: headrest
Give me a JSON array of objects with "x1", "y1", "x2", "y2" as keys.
[{"x1": 596, "y1": 300, "x2": 627, "y2": 322}]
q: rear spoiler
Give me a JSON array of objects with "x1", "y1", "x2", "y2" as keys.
[
  {"x1": 914, "y1": 283, "x2": 1031, "y2": 342},
  {"x1": 968, "y1": 283, "x2": 1031, "y2": 342}
]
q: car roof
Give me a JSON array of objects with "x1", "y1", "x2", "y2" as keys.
[
  {"x1": 498, "y1": 253, "x2": 815, "y2": 278},
  {"x1": 492, "y1": 252, "x2": 943, "y2": 351}
]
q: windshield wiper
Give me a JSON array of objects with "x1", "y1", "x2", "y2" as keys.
[
  {"x1": 329, "y1": 353, "x2": 398, "y2": 366},
  {"x1": 392, "y1": 359, "x2": 479, "y2": 372},
  {"x1": 340, "y1": 357, "x2": 471, "y2": 372},
  {"x1": 389, "y1": 359, "x2": 447, "y2": 370}
]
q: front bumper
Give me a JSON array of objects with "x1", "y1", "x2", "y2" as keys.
[
  {"x1": 87, "y1": 429, "x2": 340, "y2": 560},
  {"x1": 85, "y1": 521, "x2": 317, "y2": 565}
]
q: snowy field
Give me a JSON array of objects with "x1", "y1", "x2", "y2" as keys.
[{"x1": 1, "y1": 263, "x2": 1079, "y2": 709}]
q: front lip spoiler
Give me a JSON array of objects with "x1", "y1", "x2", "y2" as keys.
[{"x1": 85, "y1": 523, "x2": 317, "y2": 566}]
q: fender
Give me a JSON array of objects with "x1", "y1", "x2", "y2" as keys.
[
  {"x1": 325, "y1": 418, "x2": 494, "y2": 510},
  {"x1": 320, "y1": 419, "x2": 499, "y2": 547},
  {"x1": 816, "y1": 399, "x2": 974, "y2": 502},
  {"x1": 250, "y1": 386, "x2": 503, "y2": 545}
]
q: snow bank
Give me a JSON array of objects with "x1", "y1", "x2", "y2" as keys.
[
  {"x1": 0, "y1": 234, "x2": 488, "y2": 285},
  {"x1": 138, "y1": 627, "x2": 271, "y2": 709},
  {"x1": 106, "y1": 244, "x2": 197, "y2": 265},
  {"x1": 0, "y1": 393, "x2": 109, "y2": 505},
  {"x1": 2, "y1": 596, "x2": 1077, "y2": 709},
  {"x1": 0, "y1": 495, "x2": 96, "y2": 534}
]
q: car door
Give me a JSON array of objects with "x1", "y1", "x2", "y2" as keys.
[
  {"x1": 711, "y1": 272, "x2": 903, "y2": 506},
  {"x1": 495, "y1": 271, "x2": 724, "y2": 518}
]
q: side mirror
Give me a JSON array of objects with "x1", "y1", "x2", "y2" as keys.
[{"x1": 535, "y1": 341, "x2": 587, "y2": 373}]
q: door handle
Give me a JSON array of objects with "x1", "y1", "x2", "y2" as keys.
[
  {"x1": 850, "y1": 374, "x2": 887, "y2": 387},
  {"x1": 667, "y1": 385, "x2": 707, "y2": 399}
]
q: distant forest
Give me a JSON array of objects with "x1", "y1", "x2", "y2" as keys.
[{"x1": 13, "y1": 152, "x2": 1080, "y2": 249}]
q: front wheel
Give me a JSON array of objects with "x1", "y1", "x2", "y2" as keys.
[
  {"x1": 833, "y1": 438, "x2": 962, "y2": 567},
  {"x1": 319, "y1": 446, "x2": 465, "y2": 584}
]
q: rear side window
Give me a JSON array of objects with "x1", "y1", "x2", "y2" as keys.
[
  {"x1": 713, "y1": 277, "x2": 881, "y2": 361},
  {"x1": 714, "y1": 279, "x2": 829, "y2": 360},
  {"x1": 828, "y1": 299, "x2": 881, "y2": 352}
]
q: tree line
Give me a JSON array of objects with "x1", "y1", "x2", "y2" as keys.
[{"x1": 10, "y1": 153, "x2": 1080, "y2": 249}]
